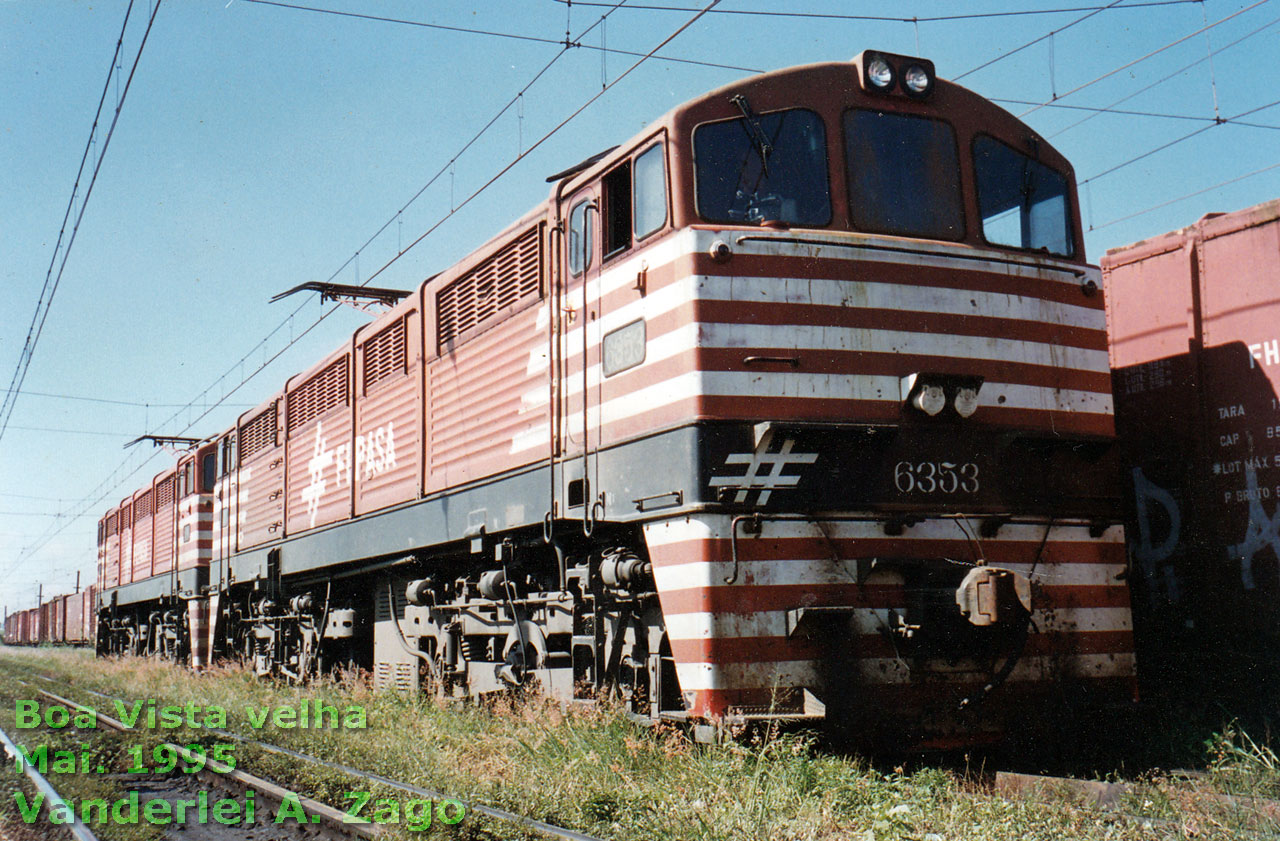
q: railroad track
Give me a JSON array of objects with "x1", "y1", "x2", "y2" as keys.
[
  {"x1": 10, "y1": 666, "x2": 1278, "y2": 841},
  {"x1": 21, "y1": 672, "x2": 606, "y2": 841},
  {"x1": 0, "y1": 719, "x2": 97, "y2": 841}
]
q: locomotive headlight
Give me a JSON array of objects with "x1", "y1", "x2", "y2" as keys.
[
  {"x1": 901, "y1": 372, "x2": 984, "y2": 418},
  {"x1": 902, "y1": 63, "x2": 934, "y2": 97},
  {"x1": 913, "y1": 385, "x2": 946, "y2": 416},
  {"x1": 954, "y1": 387, "x2": 980, "y2": 418},
  {"x1": 866, "y1": 56, "x2": 895, "y2": 91}
]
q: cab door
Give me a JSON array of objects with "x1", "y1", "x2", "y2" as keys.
[
  {"x1": 560, "y1": 187, "x2": 599, "y2": 514},
  {"x1": 213, "y1": 432, "x2": 237, "y2": 585}
]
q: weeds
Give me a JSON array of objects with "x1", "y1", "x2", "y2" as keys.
[{"x1": 1, "y1": 646, "x2": 1277, "y2": 840}]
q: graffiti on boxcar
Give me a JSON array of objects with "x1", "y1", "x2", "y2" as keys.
[
  {"x1": 1131, "y1": 467, "x2": 1182, "y2": 604},
  {"x1": 302, "y1": 421, "x2": 399, "y2": 528},
  {"x1": 1227, "y1": 461, "x2": 1280, "y2": 590}
]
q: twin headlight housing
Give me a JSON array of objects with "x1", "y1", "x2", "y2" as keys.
[
  {"x1": 901, "y1": 373, "x2": 984, "y2": 418},
  {"x1": 857, "y1": 50, "x2": 936, "y2": 99}
]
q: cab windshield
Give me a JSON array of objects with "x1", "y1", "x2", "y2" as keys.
[
  {"x1": 693, "y1": 107, "x2": 830, "y2": 226},
  {"x1": 844, "y1": 109, "x2": 963, "y2": 240},
  {"x1": 973, "y1": 135, "x2": 1074, "y2": 256}
]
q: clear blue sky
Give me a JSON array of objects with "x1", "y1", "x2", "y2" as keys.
[{"x1": 2, "y1": 0, "x2": 1277, "y2": 612}]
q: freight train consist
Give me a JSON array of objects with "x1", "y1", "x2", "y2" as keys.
[
  {"x1": 4, "y1": 587, "x2": 96, "y2": 647},
  {"x1": 1106, "y1": 199, "x2": 1280, "y2": 714},
  {"x1": 89, "y1": 52, "x2": 1134, "y2": 745}
]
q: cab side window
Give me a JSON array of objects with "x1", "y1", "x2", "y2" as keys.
[
  {"x1": 602, "y1": 161, "x2": 632, "y2": 258},
  {"x1": 201, "y1": 451, "x2": 217, "y2": 493},
  {"x1": 602, "y1": 142, "x2": 668, "y2": 260},
  {"x1": 633, "y1": 143, "x2": 667, "y2": 239},
  {"x1": 569, "y1": 200, "x2": 593, "y2": 276}
]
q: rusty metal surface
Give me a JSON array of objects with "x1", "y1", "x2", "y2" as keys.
[{"x1": 1105, "y1": 197, "x2": 1280, "y2": 708}]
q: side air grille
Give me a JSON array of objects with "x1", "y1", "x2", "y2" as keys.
[
  {"x1": 240, "y1": 404, "x2": 279, "y2": 462},
  {"x1": 134, "y1": 491, "x2": 153, "y2": 521},
  {"x1": 288, "y1": 356, "x2": 350, "y2": 433},
  {"x1": 156, "y1": 476, "x2": 175, "y2": 508},
  {"x1": 363, "y1": 317, "x2": 408, "y2": 394},
  {"x1": 437, "y1": 225, "x2": 542, "y2": 350}
]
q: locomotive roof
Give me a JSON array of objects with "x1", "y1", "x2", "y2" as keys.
[{"x1": 547, "y1": 57, "x2": 1076, "y2": 198}]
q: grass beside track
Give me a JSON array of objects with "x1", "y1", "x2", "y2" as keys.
[{"x1": 0, "y1": 646, "x2": 1276, "y2": 841}]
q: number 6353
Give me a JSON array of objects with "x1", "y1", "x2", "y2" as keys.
[{"x1": 893, "y1": 461, "x2": 979, "y2": 494}]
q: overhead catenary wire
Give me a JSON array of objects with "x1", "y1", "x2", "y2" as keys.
[
  {"x1": 0, "y1": 0, "x2": 164, "y2": 450},
  {"x1": 1080, "y1": 97, "x2": 1280, "y2": 187},
  {"x1": 955, "y1": 0, "x2": 1128, "y2": 80},
  {"x1": 1091, "y1": 160, "x2": 1280, "y2": 230},
  {"x1": 550, "y1": 0, "x2": 1200, "y2": 23},
  {"x1": 241, "y1": 0, "x2": 760, "y2": 74},
  {"x1": 4, "y1": 426, "x2": 134, "y2": 438},
  {"x1": 20, "y1": 389, "x2": 254, "y2": 409},
  {"x1": 0, "y1": 4, "x2": 629, "y2": 575},
  {"x1": 1016, "y1": 0, "x2": 1269, "y2": 118},
  {"x1": 3, "y1": 0, "x2": 723, "y2": 580},
  {"x1": 992, "y1": 97, "x2": 1280, "y2": 128},
  {"x1": 1046, "y1": 10, "x2": 1280, "y2": 138}
]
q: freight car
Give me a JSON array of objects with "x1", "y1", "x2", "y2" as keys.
[
  {"x1": 4, "y1": 587, "x2": 96, "y2": 647},
  {"x1": 1105, "y1": 198, "x2": 1280, "y2": 718},
  {"x1": 96, "y1": 51, "x2": 1134, "y2": 747}
]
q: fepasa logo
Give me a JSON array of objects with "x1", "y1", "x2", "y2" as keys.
[{"x1": 302, "y1": 421, "x2": 399, "y2": 526}]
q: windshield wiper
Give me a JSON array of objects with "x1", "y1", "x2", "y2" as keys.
[{"x1": 730, "y1": 94, "x2": 772, "y2": 176}]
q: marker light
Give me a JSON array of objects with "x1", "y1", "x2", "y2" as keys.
[
  {"x1": 866, "y1": 57, "x2": 895, "y2": 91},
  {"x1": 903, "y1": 63, "x2": 933, "y2": 97}
]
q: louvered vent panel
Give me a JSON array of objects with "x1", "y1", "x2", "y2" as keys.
[
  {"x1": 437, "y1": 225, "x2": 541, "y2": 349},
  {"x1": 363, "y1": 317, "x2": 408, "y2": 393},
  {"x1": 288, "y1": 356, "x2": 350, "y2": 432},
  {"x1": 393, "y1": 662, "x2": 414, "y2": 691},
  {"x1": 156, "y1": 476, "x2": 175, "y2": 507},
  {"x1": 107, "y1": 514, "x2": 118, "y2": 534},
  {"x1": 240, "y1": 405, "x2": 278, "y2": 462},
  {"x1": 135, "y1": 491, "x2": 153, "y2": 521},
  {"x1": 121, "y1": 505, "x2": 132, "y2": 526}
]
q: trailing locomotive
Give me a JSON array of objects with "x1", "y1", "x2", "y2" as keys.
[{"x1": 95, "y1": 51, "x2": 1133, "y2": 746}]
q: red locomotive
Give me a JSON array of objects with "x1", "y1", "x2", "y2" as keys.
[{"x1": 95, "y1": 51, "x2": 1133, "y2": 746}]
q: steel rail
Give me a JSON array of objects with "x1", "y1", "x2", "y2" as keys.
[
  {"x1": 38, "y1": 682, "x2": 606, "y2": 841},
  {"x1": 35, "y1": 687, "x2": 379, "y2": 839},
  {"x1": 0, "y1": 721, "x2": 99, "y2": 841}
]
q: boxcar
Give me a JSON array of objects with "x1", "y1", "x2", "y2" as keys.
[{"x1": 1105, "y1": 198, "x2": 1280, "y2": 715}]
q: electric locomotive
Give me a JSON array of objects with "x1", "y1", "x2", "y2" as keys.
[{"x1": 96, "y1": 51, "x2": 1133, "y2": 746}]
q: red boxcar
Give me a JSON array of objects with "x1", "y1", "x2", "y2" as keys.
[{"x1": 1105, "y1": 198, "x2": 1280, "y2": 712}]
